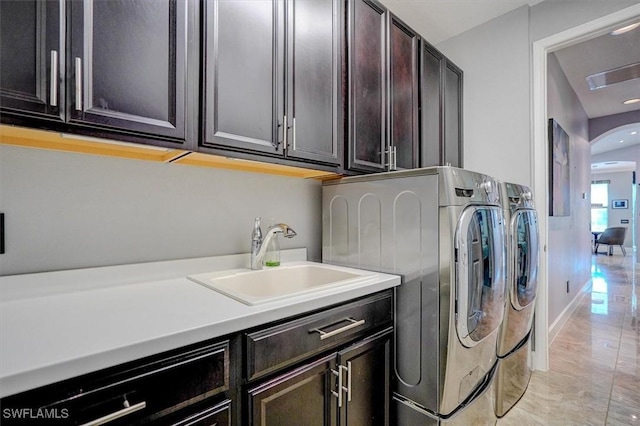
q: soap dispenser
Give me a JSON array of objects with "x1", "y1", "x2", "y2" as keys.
[{"x1": 264, "y1": 219, "x2": 281, "y2": 267}]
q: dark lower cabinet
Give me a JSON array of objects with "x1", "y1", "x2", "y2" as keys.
[
  {"x1": 167, "y1": 399, "x2": 231, "y2": 426},
  {"x1": 0, "y1": 338, "x2": 234, "y2": 425},
  {"x1": 248, "y1": 355, "x2": 338, "y2": 426},
  {"x1": 0, "y1": 291, "x2": 393, "y2": 425},
  {"x1": 247, "y1": 329, "x2": 392, "y2": 426},
  {"x1": 338, "y1": 330, "x2": 391, "y2": 426},
  {"x1": 244, "y1": 291, "x2": 394, "y2": 426}
]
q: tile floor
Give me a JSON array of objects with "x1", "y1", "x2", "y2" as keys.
[{"x1": 498, "y1": 253, "x2": 639, "y2": 425}]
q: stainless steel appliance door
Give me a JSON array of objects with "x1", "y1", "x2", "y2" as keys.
[
  {"x1": 511, "y1": 210, "x2": 539, "y2": 310},
  {"x1": 455, "y1": 206, "x2": 506, "y2": 348}
]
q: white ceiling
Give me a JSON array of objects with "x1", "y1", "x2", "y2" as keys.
[
  {"x1": 381, "y1": 0, "x2": 640, "y2": 172},
  {"x1": 553, "y1": 26, "x2": 640, "y2": 120},
  {"x1": 380, "y1": 0, "x2": 543, "y2": 44}
]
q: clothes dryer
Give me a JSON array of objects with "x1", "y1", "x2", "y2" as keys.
[
  {"x1": 494, "y1": 182, "x2": 540, "y2": 417},
  {"x1": 322, "y1": 167, "x2": 507, "y2": 424}
]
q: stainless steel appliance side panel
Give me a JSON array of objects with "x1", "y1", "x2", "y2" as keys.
[
  {"x1": 323, "y1": 166, "x2": 502, "y2": 208},
  {"x1": 322, "y1": 173, "x2": 442, "y2": 411},
  {"x1": 494, "y1": 337, "x2": 532, "y2": 417},
  {"x1": 322, "y1": 167, "x2": 503, "y2": 417}
]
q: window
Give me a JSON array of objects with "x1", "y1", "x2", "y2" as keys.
[{"x1": 590, "y1": 182, "x2": 608, "y2": 232}]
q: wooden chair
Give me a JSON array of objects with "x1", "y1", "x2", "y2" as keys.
[{"x1": 594, "y1": 227, "x2": 627, "y2": 256}]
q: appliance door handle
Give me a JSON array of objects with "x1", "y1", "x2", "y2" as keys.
[
  {"x1": 79, "y1": 401, "x2": 146, "y2": 426},
  {"x1": 50, "y1": 50, "x2": 58, "y2": 107},
  {"x1": 310, "y1": 318, "x2": 365, "y2": 340},
  {"x1": 75, "y1": 57, "x2": 82, "y2": 111}
]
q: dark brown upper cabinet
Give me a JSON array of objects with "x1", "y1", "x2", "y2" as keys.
[
  {"x1": 347, "y1": 1, "x2": 419, "y2": 173},
  {"x1": 68, "y1": 0, "x2": 191, "y2": 144},
  {"x1": 346, "y1": 0, "x2": 388, "y2": 172},
  {"x1": 0, "y1": 0, "x2": 196, "y2": 148},
  {"x1": 203, "y1": 0, "x2": 342, "y2": 166},
  {"x1": 419, "y1": 40, "x2": 463, "y2": 168},
  {"x1": 444, "y1": 60, "x2": 463, "y2": 168},
  {"x1": 387, "y1": 13, "x2": 419, "y2": 170},
  {"x1": 0, "y1": 0, "x2": 63, "y2": 122}
]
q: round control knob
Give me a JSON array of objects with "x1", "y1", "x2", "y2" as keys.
[
  {"x1": 522, "y1": 191, "x2": 532, "y2": 201},
  {"x1": 480, "y1": 180, "x2": 493, "y2": 194}
]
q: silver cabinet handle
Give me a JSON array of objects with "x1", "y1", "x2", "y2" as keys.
[
  {"x1": 283, "y1": 115, "x2": 288, "y2": 149},
  {"x1": 388, "y1": 146, "x2": 397, "y2": 170},
  {"x1": 386, "y1": 147, "x2": 392, "y2": 170},
  {"x1": 331, "y1": 365, "x2": 349, "y2": 407},
  {"x1": 292, "y1": 117, "x2": 296, "y2": 149},
  {"x1": 80, "y1": 400, "x2": 146, "y2": 426},
  {"x1": 75, "y1": 57, "x2": 82, "y2": 111},
  {"x1": 311, "y1": 318, "x2": 365, "y2": 340},
  {"x1": 50, "y1": 50, "x2": 58, "y2": 107},
  {"x1": 393, "y1": 146, "x2": 398, "y2": 170},
  {"x1": 346, "y1": 361, "x2": 352, "y2": 402},
  {"x1": 331, "y1": 366, "x2": 343, "y2": 407}
]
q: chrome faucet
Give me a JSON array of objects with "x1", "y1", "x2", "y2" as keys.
[{"x1": 251, "y1": 223, "x2": 297, "y2": 270}]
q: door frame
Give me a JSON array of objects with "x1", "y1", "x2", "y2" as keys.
[{"x1": 530, "y1": 2, "x2": 640, "y2": 371}]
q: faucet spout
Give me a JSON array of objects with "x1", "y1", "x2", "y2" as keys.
[{"x1": 251, "y1": 223, "x2": 296, "y2": 270}]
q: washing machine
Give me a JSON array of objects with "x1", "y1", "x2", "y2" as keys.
[
  {"x1": 322, "y1": 166, "x2": 506, "y2": 424},
  {"x1": 494, "y1": 182, "x2": 540, "y2": 417}
]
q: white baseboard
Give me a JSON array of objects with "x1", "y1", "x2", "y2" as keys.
[{"x1": 548, "y1": 280, "x2": 591, "y2": 344}]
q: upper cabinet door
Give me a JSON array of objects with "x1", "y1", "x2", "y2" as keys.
[
  {"x1": 388, "y1": 14, "x2": 418, "y2": 170},
  {"x1": 419, "y1": 42, "x2": 443, "y2": 167},
  {"x1": 68, "y1": 0, "x2": 188, "y2": 142},
  {"x1": 0, "y1": 0, "x2": 63, "y2": 121},
  {"x1": 444, "y1": 60, "x2": 463, "y2": 168},
  {"x1": 204, "y1": 0, "x2": 285, "y2": 156},
  {"x1": 347, "y1": 0, "x2": 387, "y2": 173},
  {"x1": 419, "y1": 41, "x2": 463, "y2": 168},
  {"x1": 285, "y1": 0, "x2": 341, "y2": 165}
]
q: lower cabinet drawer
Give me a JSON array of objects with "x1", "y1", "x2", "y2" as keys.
[
  {"x1": 1, "y1": 340, "x2": 230, "y2": 425},
  {"x1": 165, "y1": 399, "x2": 231, "y2": 426},
  {"x1": 245, "y1": 290, "x2": 392, "y2": 381}
]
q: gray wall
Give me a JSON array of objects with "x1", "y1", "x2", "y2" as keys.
[
  {"x1": 591, "y1": 170, "x2": 635, "y2": 248},
  {"x1": 436, "y1": 1, "x2": 636, "y2": 327},
  {"x1": 438, "y1": 6, "x2": 533, "y2": 184},
  {"x1": 0, "y1": 145, "x2": 322, "y2": 276},
  {"x1": 592, "y1": 144, "x2": 640, "y2": 248},
  {"x1": 590, "y1": 110, "x2": 640, "y2": 140},
  {"x1": 546, "y1": 52, "x2": 592, "y2": 325}
]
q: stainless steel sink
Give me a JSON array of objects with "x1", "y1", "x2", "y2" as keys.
[{"x1": 187, "y1": 262, "x2": 377, "y2": 305}]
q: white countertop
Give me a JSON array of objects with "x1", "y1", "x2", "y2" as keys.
[{"x1": 0, "y1": 249, "x2": 400, "y2": 398}]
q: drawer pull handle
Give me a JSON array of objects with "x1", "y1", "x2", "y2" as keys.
[
  {"x1": 311, "y1": 318, "x2": 365, "y2": 340},
  {"x1": 80, "y1": 400, "x2": 146, "y2": 426}
]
